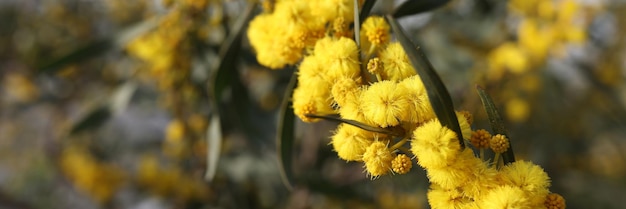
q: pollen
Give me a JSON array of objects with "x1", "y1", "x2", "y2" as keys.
[
  {"x1": 391, "y1": 154, "x2": 412, "y2": 174},
  {"x1": 490, "y1": 134, "x2": 510, "y2": 154},
  {"x1": 545, "y1": 193, "x2": 566, "y2": 209},
  {"x1": 470, "y1": 129, "x2": 491, "y2": 149}
]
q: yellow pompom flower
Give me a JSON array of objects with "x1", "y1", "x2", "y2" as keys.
[
  {"x1": 298, "y1": 55, "x2": 331, "y2": 87},
  {"x1": 426, "y1": 149, "x2": 492, "y2": 191},
  {"x1": 292, "y1": 83, "x2": 334, "y2": 122},
  {"x1": 379, "y1": 42, "x2": 417, "y2": 81},
  {"x1": 314, "y1": 36, "x2": 361, "y2": 82},
  {"x1": 470, "y1": 129, "x2": 491, "y2": 149},
  {"x1": 427, "y1": 184, "x2": 478, "y2": 209},
  {"x1": 331, "y1": 77, "x2": 361, "y2": 107},
  {"x1": 397, "y1": 75, "x2": 436, "y2": 124},
  {"x1": 331, "y1": 124, "x2": 374, "y2": 161},
  {"x1": 545, "y1": 193, "x2": 566, "y2": 209},
  {"x1": 501, "y1": 161, "x2": 551, "y2": 206},
  {"x1": 360, "y1": 16, "x2": 390, "y2": 54},
  {"x1": 360, "y1": 80, "x2": 411, "y2": 127},
  {"x1": 391, "y1": 154, "x2": 412, "y2": 174},
  {"x1": 411, "y1": 119, "x2": 462, "y2": 169},
  {"x1": 490, "y1": 134, "x2": 510, "y2": 154},
  {"x1": 363, "y1": 141, "x2": 393, "y2": 178},
  {"x1": 478, "y1": 185, "x2": 531, "y2": 209}
]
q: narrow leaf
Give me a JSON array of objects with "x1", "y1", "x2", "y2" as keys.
[
  {"x1": 211, "y1": 2, "x2": 257, "y2": 101},
  {"x1": 386, "y1": 15, "x2": 464, "y2": 149},
  {"x1": 277, "y1": 72, "x2": 298, "y2": 191},
  {"x1": 392, "y1": 0, "x2": 451, "y2": 18},
  {"x1": 353, "y1": 0, "x2": 361, "y2": 47},
  {"x1": 70, "y1": 106, "x2": 111, "y2": 135},
  {"x1": 38, "y1": 18, "x2": 158, "y2": 73},
  {"x1": 359, "y1": 0, "x2": 377, "y2": 22},
  {"x1": 305, "y1": 114, "x2": 404, "y2": 137},
  {"x1": 205, "y1": 115, "x2": 222, "y2": 181},
  {"x1": 476, "y1": 86, "x2": 515, "y2": 164}
]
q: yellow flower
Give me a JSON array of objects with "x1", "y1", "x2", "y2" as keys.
[
  {"x1": 545, "y1": 193, "x2": 566, "y2": 209},
  {"x1": 331, "y1": 124, "x2": 374, "y2": 161},
  {"x1": 426, "y1": 149, "x2": 491, "y2": 191},
  {"x1": 379, "y1": 42, "x2": 417, "y2": 81},
  {"x1": 411, "y1": 119, "x2": 462, "y2": 169},
  {"x1": 477, "y1": 185, "x2": 531, "y2": 209},
  {"x1": 360, "y1": 80, "x2": 411, "y2": 127},
  {"x1": 314, "y1": 36, "x2": 361, "y2": 82},
  {"x1": 506, "y1": 97, "x2": 531, "y2": 123},
  {"x1": 165, "y1": 119, "x2": 185, "y2": 142},
  {"x1": 367, "y1": 57, "x2": 384, "y2": 75},
  {"x1": 487, "y1": 42, "x2": 529, "y2": 80},
  {"x1": 397, "y1": 75, "x2": 436, "y2": 124},
  {"x1": 470, "y1": 129, "x2": 491, "y2": 149},
  {"x1": 292, "y1": 83, "x2": 334, "y2": 122},
  {"x1": 500, "y1": 161, "x2": 551, "y2": 206},
  {"x1": 391, "y1": 154, "x2": 412, "y2": 174},
  {"x1": 490, "y1": 134, "x2": 510, "y2": 154},
  {"x1": 427, "y1": 184, "x2": 478, "y2": 209},
  {"x1": 331, "y1": 77, "x2": 361, "y2": 108},
  {"x1": 360, "y1": 16, "x2": 390, "y2": 54},
  {"x1": 518, "y1": 19, "x2": 555, "y2": 63},
  {"x1": 312, "y1": 0, "x2": 356, "y2": 23},
  {"x1": 363, "y1": 141, "x2": 393, "y2": 178}
]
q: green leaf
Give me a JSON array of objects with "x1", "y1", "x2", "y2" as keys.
[
  {"x1": 70, "y1": 106, "x2": 111, "y2": 135},
  {"x1": 211, "y1": 2, "x2": 257, "y2": 101},
  {"x1": 386, "y1": 15, "x2": 464, "y2": 149},
  {"x1": 205, "y1": 115, "x2": 222, "y2": 182},
  {"x1": 392, "y1": 0, "x2": 451, "y2": 18},
  {"x1": 476, "y1": 86, "x2": 515, "y2": 164},
  {"x1": 359, "y1": 0, "x2": 378, "y2": 22},
  {"x1": 353, "y1": 0, "x2": 361, "y2": 48},
  {"x1": 305, "y1": 114, "x2": 405, "y2": 137},
  {"x1": 277, "y1": 72, "x2": 298, "y2": 191},
  {"x1": 38, "y1": 18, "x2": 158, "y2": 73}
]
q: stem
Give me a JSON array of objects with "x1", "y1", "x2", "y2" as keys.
[
  {"x1": 493, "y1": 153, "x2": 500, "y2": 168},
  {"x1": 390, "y1": 138, "x2": 408, "y2": 151},
  {"x1": 479, "y1": 149, "x2": 484, "y2": 161}
]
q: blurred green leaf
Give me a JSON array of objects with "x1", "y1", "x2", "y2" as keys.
[
  {"x1": 359, "y1": 0, "x2": 377, "y2": 22},
  {"x1": 205, "y1": 115, "x2": 222, "y2": 182},
  {"x1": 277, "y1": 72, "x2": 297, "y2": 191},
  {"x1": 476, "y1": 86, "x2": 515, "y2": 164},
  {"x1": 38, "y1": 39, "x2": 113, "y2": 73},
  {"x1": 38, "y1": 18, "x2": 158, "y2": 73},
  {"x1": 386, "y1": 15, "x2": 464, "y2": 149},
  {"x1": 305, "y1": 114, "x2": 405, "y2": 137},
  {"x1": 70, "y1": 106, "x2": 111, "y2": 135},
  {"x1": 392, "y1": 0, "x2": 451, "y2": 18},
  {"x1": 211, "y1": 2, "x2": 256, "y2": 101}
]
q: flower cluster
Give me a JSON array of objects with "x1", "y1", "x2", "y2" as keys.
[{"x1": 247, "y1": 1, "x2": 565, "y2": 208}]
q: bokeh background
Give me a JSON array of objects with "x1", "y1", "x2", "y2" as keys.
[{"x1": 0, "y1": 0, "x2": 625, "y2": 208}]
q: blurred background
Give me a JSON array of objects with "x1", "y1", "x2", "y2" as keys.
[{"x1": 0, "y1": 0, "x2": 625, "y2": 208}]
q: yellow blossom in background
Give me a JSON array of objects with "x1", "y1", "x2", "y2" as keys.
[
  {"x1": 60, "y1": 146, "x2": 125, "y2": 203},
  {"x1": 3, "y1": 73, "x2": 39, "y2": 104},
  {"x1": 506, "y1": 97, "x2": 531, "y2": 123},
  {"x1": 487, "y1": 42, "x2": 529, "y2": 80}
]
